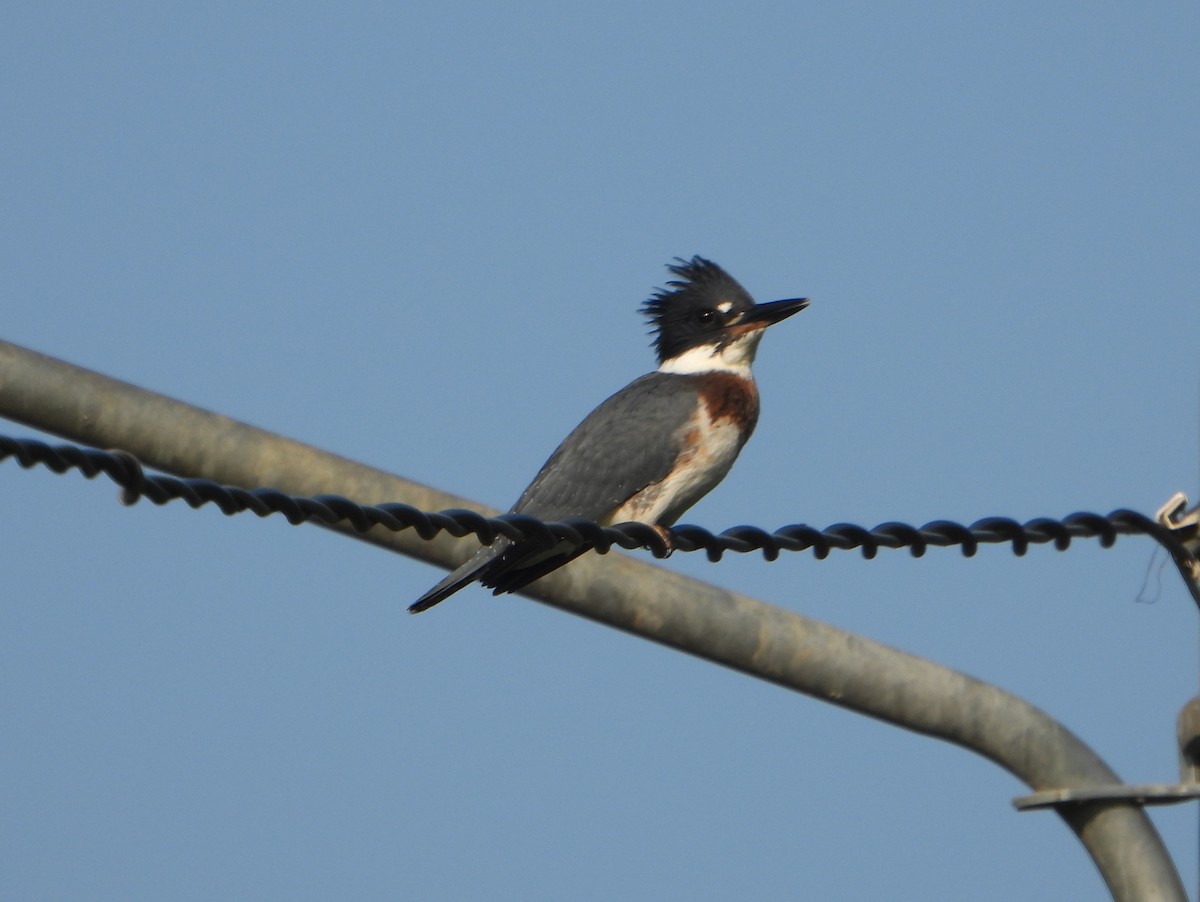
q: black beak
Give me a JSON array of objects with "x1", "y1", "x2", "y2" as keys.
[{"x1": 741, "y1": 297, "x2": 809, "y2": 327}]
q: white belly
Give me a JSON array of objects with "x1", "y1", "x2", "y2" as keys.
[{"x1": 604, "y1": 411, "x2": 744, "y2": 527}]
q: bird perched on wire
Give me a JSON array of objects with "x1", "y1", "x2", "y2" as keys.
[{"x1": 409, "y1": 255, "x2": 807, "y2": 613}]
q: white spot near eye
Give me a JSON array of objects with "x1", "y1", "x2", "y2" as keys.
[{"x1": 717, "y1": 301, "x2": 733, "y2": 313}]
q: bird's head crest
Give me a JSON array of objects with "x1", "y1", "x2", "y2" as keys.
[{"x1": 640, "y1": 256, "x2": 756, "y2": 363}]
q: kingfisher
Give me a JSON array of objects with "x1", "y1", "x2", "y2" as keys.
[{"x1": 409, "y1": 255, "x2": 807, "y2": 613}]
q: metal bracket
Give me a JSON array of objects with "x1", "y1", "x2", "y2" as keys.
[
  {"x1": 1012, "y1": 580, "x2": 1200, "y2": 815},
  {"x1": 1014, "y1": 783, "x2": 1200, "y2": 811},
  {"x1": 1155, "y1": 492, "x2": 1200, "y2": 610}
]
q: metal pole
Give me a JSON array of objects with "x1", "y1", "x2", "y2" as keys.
[{"x1": 0, "y1": 339, "x2": 1186, "y2": 901}]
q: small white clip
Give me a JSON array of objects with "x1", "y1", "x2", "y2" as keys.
[{"x1": 1156, "y1": 492, "x2": 1200, "y2": 607}]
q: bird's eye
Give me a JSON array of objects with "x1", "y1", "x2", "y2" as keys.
[{"x1": 696, "y1": 309, "x2": 718, "y2": 325}]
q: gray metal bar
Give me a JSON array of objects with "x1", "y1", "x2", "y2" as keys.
[
  {"x1": 1015, "y1": 784, "x2": 1200, "y2": 810},
  {"x1": 0, "y1": 339, "x2": 1186, "y2": 901}
]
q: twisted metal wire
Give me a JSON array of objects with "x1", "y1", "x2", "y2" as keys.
[{"x1": 0, "y1": 434, "x2": 1188, "y2": 564}]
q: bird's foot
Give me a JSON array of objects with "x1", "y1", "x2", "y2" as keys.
[{"x1": 653, "y1": 524, "x2": 674, "y2": 558}]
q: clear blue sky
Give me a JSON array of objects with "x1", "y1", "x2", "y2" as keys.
[{"x1": 2, "y1": 3, "x2": 1198, "y2": 899}]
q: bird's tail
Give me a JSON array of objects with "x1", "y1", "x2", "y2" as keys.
[{"x1": 407, "y1": 542, "x2": 508, "y2": 614}]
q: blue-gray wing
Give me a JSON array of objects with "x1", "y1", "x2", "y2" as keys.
[
  {"x1": 408, "y1": 372, "x2": 696, "y2": 612},
  {"x1": 511, "y1": 372, "x2": 698, "y2": 521}
]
